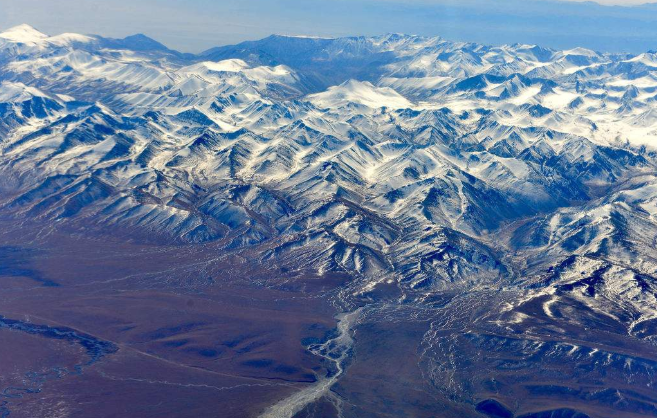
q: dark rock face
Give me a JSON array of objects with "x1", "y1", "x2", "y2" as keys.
[{"x1": 476, "y1": 399, "x2": 513, "y2": 418}]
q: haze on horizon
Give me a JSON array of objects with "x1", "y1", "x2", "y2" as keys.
[{"x1": 2, "y1": 0, "x2": 657, "y2": 53}]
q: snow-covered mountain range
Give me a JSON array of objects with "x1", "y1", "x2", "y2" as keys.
[{"x1": 2, "y1": 24, "x2": 657, "y2": 416}]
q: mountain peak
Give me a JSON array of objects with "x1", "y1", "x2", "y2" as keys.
[
  {"x1": 308, "y1": 80, "x2": 413, "y2": 109},
  {"x1": 94, "y1": 33, "x2": 174, "y2": 53},
  {"x1": 120, "y1": 33, "x2": 169, "y2": 51},
  {"x1": 0, "y1": 24, "x2": 48, "y2": 43}
]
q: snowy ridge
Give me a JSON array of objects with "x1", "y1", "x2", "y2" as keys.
[
  {"x1": 1, "y1": 25, "x2": 657, "y2": 316},
  {"x1": 3, "y1": 25, "x2": 657, "y2": 417}
]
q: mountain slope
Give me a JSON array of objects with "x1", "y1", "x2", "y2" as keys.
[{"x1": 2, "y1": 25, "x2": 657, "y2": 418}]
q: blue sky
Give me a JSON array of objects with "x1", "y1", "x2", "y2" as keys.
[{"x1": 1, "y1": 0, "x2": 657, "y2": 53}]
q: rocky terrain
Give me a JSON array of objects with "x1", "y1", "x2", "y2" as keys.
[{"x1": 1, "y1": 24, "x2": 657, "y2": 417}]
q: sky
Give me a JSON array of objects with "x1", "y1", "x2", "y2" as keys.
[
  {"x1": 569, "y1": 0, "x2": 651, "y2": 3},
  {"x1": 1, "y1": 0, "x2": 657, "y2": 53}
]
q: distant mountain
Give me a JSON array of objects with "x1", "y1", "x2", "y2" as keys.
[{"x1": 201, "y1": 34, "x2": 410, "y2": 91}]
